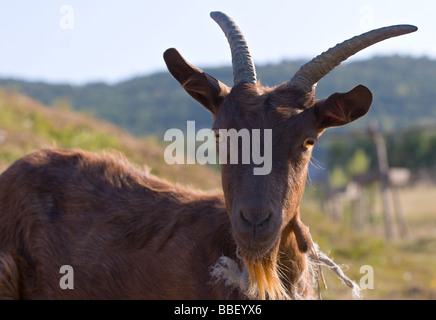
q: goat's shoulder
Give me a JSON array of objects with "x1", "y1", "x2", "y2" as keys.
[
  {"x1": 0, "y1": 147, "x2": 227, "y2": 244},
  {"x1": 0, "y1": 147, "x2": 224, "y2": 206},
  {"x1": 4, "y1": 147, "x2": 136, "y2": 175},
  {"x1": 1, "y1": 147, "x2": 149, "y2": 188}
]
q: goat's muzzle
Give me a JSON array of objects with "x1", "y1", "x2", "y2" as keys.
[{"x1": 231, "y1": 200, "x2": 282, "y2": 259}]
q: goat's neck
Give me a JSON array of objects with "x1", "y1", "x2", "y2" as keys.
[{"x1": 277, "y1": 212, "x2": 314, "y2": 298}]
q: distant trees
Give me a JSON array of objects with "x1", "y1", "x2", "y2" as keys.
[
  {"x1": 323, "y1": 128, "x2": 436, "y2": 186},
  {"x1": 1, "y1": 55, "x2": 435, "y2": 175},
  {"x1": 1, "y1": 56, "x2": 436, "y2": 138}
]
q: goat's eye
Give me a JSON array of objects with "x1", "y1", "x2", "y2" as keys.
[
  {"x1": 214, "y1": 130, "x2": 225, "y2": 143},
  {"x1": 303, "y1": 138, "x2": 316, "y2": 150}
]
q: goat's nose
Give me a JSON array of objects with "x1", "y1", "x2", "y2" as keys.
[
  {"x1": 231, "y1": 201, "x2": 282, "y2": 251},
  {"x1": 239, "y1": 206, "x2": 272, "y2": 232}
]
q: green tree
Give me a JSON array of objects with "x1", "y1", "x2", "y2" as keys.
[
  {"x1": 348, "y1": 149, "x2": 371, "y2": 176},
  {"x1": 329, "y1": 166, "x2": 348, "y2": 188}
]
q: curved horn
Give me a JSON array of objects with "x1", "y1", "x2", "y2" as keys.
[
  {"x1": 210, "y1": 11, "x2": 257, "y2": 85},
  {"x1": 289, "y1": 25, "x2": 418, "y2": 92}
]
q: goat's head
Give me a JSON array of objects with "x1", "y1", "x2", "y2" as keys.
[{"x1": 164, "y1": 12, "x2": 416, "y2": 298}]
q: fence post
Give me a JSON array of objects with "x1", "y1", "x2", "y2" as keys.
[{"x1": 369, "y1": 119, "x2": 394, "y2": 240}]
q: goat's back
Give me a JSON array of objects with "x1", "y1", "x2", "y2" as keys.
[{"x1": 0, "y1": 148, "x2": 235, "y2": 299}]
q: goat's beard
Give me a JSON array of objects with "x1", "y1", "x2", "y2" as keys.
[
  {"x1": 211, "y1": 239, "x2": 314, "y2": 300},
  {"x1": 241, "y1": 244, "x2": 290, "y2": 300}
]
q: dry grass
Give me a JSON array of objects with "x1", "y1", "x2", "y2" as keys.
[
  {"x1": 302, "y1": 183, "x2": 436, "y2": 300},
  {"x1": 400, "y1": 185, "x2": 436, "y2": 227}
]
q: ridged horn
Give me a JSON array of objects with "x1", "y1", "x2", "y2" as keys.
[
  {"x1": 210, "y1": 11, "x2": 257, "y2": 85},
  {"x1": 289, "y1": 25, "x2": 418, "y2": 92}
]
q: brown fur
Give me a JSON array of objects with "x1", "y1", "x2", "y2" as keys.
[
  {"x1": 0, "y1": 148, "x2": 240, "y2": 299},
  {"x1": 0, "y1": 252, "x2": 20, "y2": 299}
]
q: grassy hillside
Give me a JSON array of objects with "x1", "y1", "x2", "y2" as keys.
[
  {"x1": 0, "y1": 89, "x2": 434, "y2": 300},
  {"x1": 0, "y1": 89, "x2": 220, "y2": 190},
  {"x1": 301, "y1": 194, "x2": 436, "y2": 300}
]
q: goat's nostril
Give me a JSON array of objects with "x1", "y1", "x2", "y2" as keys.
[
  {"x1": 240, "y1": 211, "x2": 250, "y2": 224},
  {"x1": 259, "y1": 213, "x2": 271, "y2": 227},
  {"x1": 240, "y1": 209, "x2": 271, "y2": 228},
  {"x1": 240, "y1": 210, "x2": 251, "y2": 226}
]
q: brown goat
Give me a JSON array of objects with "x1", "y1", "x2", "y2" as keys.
[{"x1": 0, "y1": 12, "x2": 416, "y2": 300}]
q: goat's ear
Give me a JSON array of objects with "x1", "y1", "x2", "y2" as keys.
[
  {"x1": 313, "y1": 85, "x2": 373, "y2": 131},
  {"x1": 164, "y1": 48, "x2": 230, "y2": 115}
]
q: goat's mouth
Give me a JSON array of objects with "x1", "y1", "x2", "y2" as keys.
[
  {"x1": 233, "y1": 233, "x2": 280, "y2": 262},
  {"x1": 230, "y1": 206, "x2": 283, "y2": 261}
]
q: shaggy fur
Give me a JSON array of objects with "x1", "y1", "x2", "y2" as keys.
[
  {"x1": 0, "y1": 148, "x2": 240, "y2": 299},
  {"x1": 0, "y1": 252, "x2": 20, "y2": 299}
]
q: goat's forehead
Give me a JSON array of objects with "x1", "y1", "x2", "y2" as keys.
[{"x1": 215, "y1": 86, "x2": 313, "y2": 129}]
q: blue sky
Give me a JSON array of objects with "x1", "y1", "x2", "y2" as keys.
[{"x1": 0, "y1": 0, "x2": 432, "y2": 84}]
